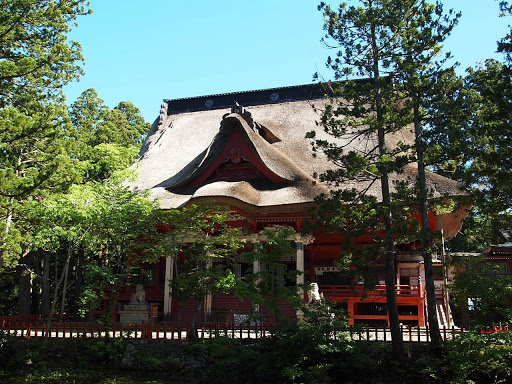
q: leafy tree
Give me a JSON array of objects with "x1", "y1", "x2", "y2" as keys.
[
  {"x1": 0, "y1": 101, "x2": 77, "y2": 267},
  {"x1": 68, "y1": 89, "x2": 149, "y2": 182},
  {"x1": 235, "y1": 227, "x2": 303, "y2": 326},
  {"x1": 159, "y1": 204, "x2": 245, "y2": 330},
  {"x1": 436, "y1": 60, "x2": 512, "y2": 252},
  {"x1": 0, "y1": 0, "x2": 91, "y2": 268},
  {"x1": 26, "y1": 172, "x2": 162, "y2": 328},
  {"x1": 67, "y1": 88, "x2": 109, "y2": 152},
  {"x1": 498, "y1": 0, "x2": 512, "y2": 60},
  {"x1": 446, "y1": 331, "x2": 512, "y2": 383},
  {"x1": 449, "y1": 255, "x2": 512, "y2": 328},
  {"x1": 0, "y1": 0, "x2": 91, "y2": 106},
  {"x1": 429, "y1": 2, "x2": 512, "y2": 252},
  {"x1": 453, "y1": 60, "x2": 512, "y2": 251}
]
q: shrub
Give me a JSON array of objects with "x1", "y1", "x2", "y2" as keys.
[
  {"x1": 79, "y1": 337, "x2": 127, "y2": 365},
  {"x1": 446, "y1": 331, "x2": 512, "y2": 383}
]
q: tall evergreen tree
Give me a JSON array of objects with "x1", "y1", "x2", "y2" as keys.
[
  {"x1": 0, "y1": 101, "x2": 77, "y2": 266},
  {"x1": 391, "y1": 1, "x2": 460, "y2": 351},
  {"x1": 431, "y1": 1, "x2": 512, "y2": 252},
  {"x1": 313, "y1": 0, "x2": 411, "y2": 363},
  {"x1": 0, "y1": 0, "x2": 91, "y2": 106},
  {"x1": 68, "y1": 89, "x2": 149, "y2": 182},
  {"x1": 0, "y1": 0, "x2": 91, "y2": 267},
  {"x1": 312, "y1": 0, "x2": 459, "y2": 359}
]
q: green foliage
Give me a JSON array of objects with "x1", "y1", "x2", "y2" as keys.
[
  {"x1": 12, "y1": 333, "x2": 512, "y2": 384},
  {"x1": 22, "y1": 174, "x2": 162, "y2": 319},
  {"x1": 0, "y1": 0, "x2": 91, "y2": 105},
  {"x1": 428, "y1": 2, "x2": 512, "y2": 252},
  {"x1": 449, "y1": 255, "x2": 512, "y2": 328},
  {"x1": 0, "y1": 269, "x2": 19, "y2": 315},
  {"x1": 235, "y1": 226, "x2": 303, "y2": 325},
  {"x1": 68, "y1": 89, "x2": 149, "y2": 182},
  {"x1": 182, "y1": 310, "x2": 349, "y2": 384},
  {"x1": 435, "y1": 59, "x2": 512, "y2": 251},
  {"x1": 314, "y1": 0, "x2": 462, "y2": 353},
  {"x1": 498, "y1": 1, "x2": 512, "y2": 60},
  {"x1": 0, "y1": 101, "x2": 78, "y2": 266},
  {"x1": 446, "y1": 331, "x2": 512, "y2": 384},
  {"x1": 28, "y1": 174, "x2": 160, "y2": 257},
  {"x1": 158, "y1": 203, "x2": 245, "y2": 327},
  {"x1": 255, "y1": 314, "x2": 363, "y2": 384},
  {"x1": 163, "y1": 204, "x2": 244, "y2": 299},
  {"x1": 79, "y1": 338, "x2": 127, "y2": 366},
  {"x1": 183, "y1": 337, "x2": 261, "y2": 384}
]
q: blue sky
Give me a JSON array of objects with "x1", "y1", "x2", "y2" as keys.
[{"x1": 64, "y1": 0, "x2": 511, "y2": 123}]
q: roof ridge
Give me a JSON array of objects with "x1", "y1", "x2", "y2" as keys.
[
  {"x1": 164, "y1": 83, "x2": 323, "y2": 102},
  {"x1": 162, "y1": 83, "x2": 329, "y2": 115}
]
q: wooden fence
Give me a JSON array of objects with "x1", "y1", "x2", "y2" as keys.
[
  {"x1": 0, "y1": 317, "x2": 506, "y2": 344},
  {"x1": 0, "y1": 320, "x2": 190, "y2": 342},
  {"x1": 348, "y1": 325, "x2": 467, "y2": 342}
]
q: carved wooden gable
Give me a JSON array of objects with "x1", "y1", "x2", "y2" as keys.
[{"x1": 167, "y1": 105, "x2": 295, "y2": 192}]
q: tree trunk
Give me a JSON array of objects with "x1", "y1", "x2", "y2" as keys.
[
  {"x1": 1, "y1": 198, "x2": 15, "y2": 267},
  {"x1": 191, "y1": 298, "x2": 203, "y2": 338},
  {"x1": 18, "y1": 263, "x2": 31, "y2": 315},
  {"x1": 381, "y1": 165, "x2": 408, "y2": 365},
  {"x1": 41, "y1": 252, "x2": 51, "y2": 316},
  {"x1": 45, "y1": 242, "x2": 74, "y2": 338},
  {"x1": 371, "y1": 25, "x2": 408, "y2": 364},
  {"x1": 59, "y1": 252, "x2": 71, "y2": 321},
  {"x1": 71, "y1": 248, "x2": 84, "y2": 319},
  {"x1": 102, "y1": 286, "x2": 122, "y2": 327},
  {"x1": 177, "y1": 301, "x2": 183, "y2": 325},
  {"x1": 414, "y1": 103, "x2": 443, "y2": 351},
  {"x1": 31, "y1": 253, "x2": 41, "y2": 315}
]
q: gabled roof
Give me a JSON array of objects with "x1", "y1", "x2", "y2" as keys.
[{"x1": 130, "y1": 84, "x2": 465, "y2": 213}]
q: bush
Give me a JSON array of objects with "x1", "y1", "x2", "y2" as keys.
[
  {"x1": 79, "y1": 337, "x2": 127, "y2": 365},
  {"x1": 183, "y1": 337, "x2": 261, "y2": 383},
  {"x1": 446, "y1": 331, "x2": 512, "y2": 383}
]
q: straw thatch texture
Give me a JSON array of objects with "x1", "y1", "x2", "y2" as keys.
[{"x1": 129, "y1": 94, "x2": 463, "y2": 211}]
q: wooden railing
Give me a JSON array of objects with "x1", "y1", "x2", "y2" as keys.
[
  {"x1": 320, "y1": 284, "x2": 423, "y2": 298},
  {"x1": 348, "y1": 325, "x2": 467, "y2": 342},
  {"x1": 0, "y1": 315, "x2": 42, "y2": 323},
  {"x1": 0, "y1": 317, "x2": 477, "y2": 344},
  {"x1": 0, "y1": 319, "x2": 191, "y2": 342},
  {"x1": 480, "y1": 323, "x2": 510, "y2": 334}
]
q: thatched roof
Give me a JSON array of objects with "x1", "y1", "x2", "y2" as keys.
[{"x1": 129, "y1": 84, "x2": 464, "y2": 212}]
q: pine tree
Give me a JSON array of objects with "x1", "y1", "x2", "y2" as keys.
[{"x1": 312, "y1": 0, "x2": 459, "y2": 359}]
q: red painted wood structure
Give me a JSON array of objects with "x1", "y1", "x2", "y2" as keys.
[{"x1": 92, "y1": 84, "x2": 467, "y2": 327}]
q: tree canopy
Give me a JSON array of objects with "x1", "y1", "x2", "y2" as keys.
[
  {"x1": 0, "y1": 0, "x2": 91, "y2": 105},
  {"x1": 313, "y1": 0, "x2": 460, "y2": 355}
]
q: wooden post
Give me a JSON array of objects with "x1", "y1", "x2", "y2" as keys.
[{"x1": 163, "y1": 256, "x2": 173, "y2": 315}]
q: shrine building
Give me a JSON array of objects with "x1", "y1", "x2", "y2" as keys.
[{"x1": 116, "y1": 83, "x2": 467, "y2": 327}]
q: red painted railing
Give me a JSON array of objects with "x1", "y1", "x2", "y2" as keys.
[
  {"x1": 319, "y1": 284, "x2": 423, "y2": 298},
  {"x1": 480, "y1": 323, "x2": 510, "y2": 334}
]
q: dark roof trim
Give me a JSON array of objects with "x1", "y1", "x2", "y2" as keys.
[{"x1": 163, "y1": 83, "x2": 331, "y2": 114}]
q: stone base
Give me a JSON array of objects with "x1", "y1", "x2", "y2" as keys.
[{"x1": 120, "y1": 303, "x2": 150, "y2": 325}]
